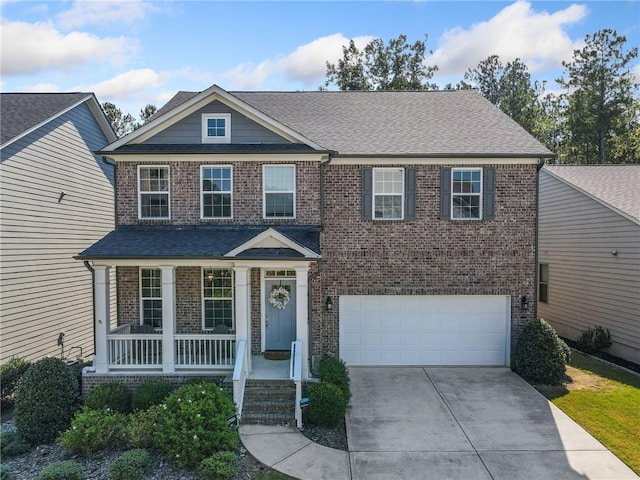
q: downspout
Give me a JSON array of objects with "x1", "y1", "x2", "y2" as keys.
[
  {"x1": 308, "y1": 154, "x2": 333, "y2": 376},
  {"x1": 534, "y1": 158, "x2": 546, "y2": 324},
  {"x1": 83, "y1": 261, "x2": 96, "y2": 357}
]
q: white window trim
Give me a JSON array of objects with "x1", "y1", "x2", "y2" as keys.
[
  {"x1": 539, "y1": 264, "x2": 549, "y2": 304},
  {"x1": 201, "y1": 268, "x2": 235, "y2": 331},
  {"x1": 201, "y1": 113, "x2": 231, "y2": 143},
  {"x1": 451, "y1": 167, "x2": 483, "y2": 221},
  {"x1": 140, "y1": 268, "x2": 162, "y2": 331},
  {"x1": 263, "y1": 164, "x2": 296, "y2": 219},
  {"x1": 138, "y1": 165, "x2": 170, "y2": 220},
  {"x1": 200, "y1": 165, "x2": 233, "y2": 219},
  {"x1": 373, "y1": 167, "x2": 404, "y2": 221}
]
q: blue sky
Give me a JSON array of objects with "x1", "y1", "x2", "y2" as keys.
[{"x1": 1, "y1": 1, "x2": 639, "y2": 116}]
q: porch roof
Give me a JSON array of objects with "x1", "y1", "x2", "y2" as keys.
[{"x1": 76, "y1": 225, "x2": 321, "y2": 260}]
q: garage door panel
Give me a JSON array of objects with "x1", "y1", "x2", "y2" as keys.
[{"x1": 340, "y1": 295, "x2": 510, "y2": 367}]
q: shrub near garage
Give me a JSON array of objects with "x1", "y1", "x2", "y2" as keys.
[
  {"x1": 154, "y1": 381, "x2": 238, "y2": 468},
  {"x1": 319, "y1": 357, "x2": 350, "y2": 399},
  {"x1": 307, "y1": 382, "x2": 348, "y2": 427},
  {"x1": 15, "y1": 357, "x2": 80, "y2": 445}
]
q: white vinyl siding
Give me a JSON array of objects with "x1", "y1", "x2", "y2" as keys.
[
  {"x1": 0, "y1": 102, "x2": 117, "y2": 363},
  {"x1": 538, "y1": 169, "x2": 640, "y2": 364}
]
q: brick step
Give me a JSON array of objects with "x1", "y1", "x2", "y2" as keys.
[
  {"x1": 242, "y1": 399, "x2": 294, "y2": 414},
  {"x1": 241, "y1": 411, "x2": 294, "y2": 426},
  {"x1": 243, "y1": 389, "x2": 295, "y2": 401},
  {"x1": 241, "y1": 380, "x2": 296, "y2": 425}
]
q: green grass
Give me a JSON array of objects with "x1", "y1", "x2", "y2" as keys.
[{"x1": 538, "y1": 351, "x2": 640, "y2": 474}]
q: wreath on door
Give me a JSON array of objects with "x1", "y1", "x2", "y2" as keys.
[{"x1": 268, "y1": 286, "x2": 291, "y2": 310}]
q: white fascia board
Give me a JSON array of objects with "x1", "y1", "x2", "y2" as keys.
[
  {"x1": 89, "y1": 258, "x2": 315, "y2": 268},
  {"x1": 107, "y1": 153, "x2": 329, "y2": 163},
  {"x1": 225, "y1": 227, "x2": 320, "y2": 258},
  {"x1": 330, "y1": 157, "x2": 541, "y2": 165},
  {"x1": 101, "y1": 84, "x2": 325, "y2": 152}
]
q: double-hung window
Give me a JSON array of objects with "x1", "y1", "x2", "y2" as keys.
[
  {"x1": 140, "y1": 268, "x2": 162, "y2": 330},
  {"x1": 452, "y1": 168, "x2": 482, "y2": 220},
  {"x1": 263, "y1": 165, "x2": 295, "y2": 219},
  {"x1": 202, "y1": 113, "x2": 231, "y2": 143},
  {"x1": 203, "y1": 269, "x2": 234, "y2": 331},
  {"x1": 201, "y1": 166, "x2": 232, "y2": 219},
  {"x1": 539, "y1": 264, "x2": 549, "y2": 303},
  {"x1": 373, "y1": 168, "x2": 404, "y2": 220},
  {"x1": 138, "y1": 166, "x2": 170, "y2": 219}
]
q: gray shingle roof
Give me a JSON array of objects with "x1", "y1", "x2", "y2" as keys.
[
  {"x1": 544, "y1": 165, "x2": 640, "y2": 221},
  {"x1": 0, "y1": 93, "x2": 92, "y2": 146},
  {"x1": 154, "y1": 89, "x2": 554, "y2": 157},
  {"x1": 76, "y1": 225, "x2": 321, "y2": 259}
]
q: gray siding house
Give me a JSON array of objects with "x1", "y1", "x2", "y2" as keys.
[
  {"x1": 77, "y1": 85, "x2": 553, "y2": 422},
  {"x1": 0, "y1": 93, "x2": 117, "y2": 363},
  {"x1": 539, "y1": 165, "x2": 640, "y2": 364}
]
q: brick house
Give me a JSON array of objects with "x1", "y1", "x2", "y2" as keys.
[{"x1": 77, "y1": 85, "x2": 553, "y2": 421}]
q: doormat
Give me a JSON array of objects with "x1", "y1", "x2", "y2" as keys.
[{"x1": 264, "y1": 350, "x2": 291, "y2": 361}]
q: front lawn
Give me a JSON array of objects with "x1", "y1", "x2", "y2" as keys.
[{"x1": 537, "y1": 351, "x2": 640, "y2": 474}]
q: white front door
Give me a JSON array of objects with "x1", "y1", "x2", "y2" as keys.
[{"x1": 265, "y1": 280, "x2": 296, "y2": 350}]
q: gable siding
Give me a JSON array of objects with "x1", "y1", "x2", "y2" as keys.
[
  {"x1": 144, "y1": 100, "x2": 291, "y2": 145},
  {"x1": 0, "y1": 102, "x2": 117, "y2": 363},
  {"x1": 538, "y1": 170, "x2": 640, "y2": 363}
]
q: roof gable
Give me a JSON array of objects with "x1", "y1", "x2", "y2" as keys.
[
  {"x1": 0, "y1": 93, "x2": 117, "y2": 148},
  {"x1": 226, "y1": 228, "x2": 320, "y2": 259},
  {"x1": 543, "y1": 165, "x2": 640, "y2": 224}
]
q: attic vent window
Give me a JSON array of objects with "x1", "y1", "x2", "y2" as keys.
[{"x1": 202, "y1": 113, "x2": 231, "y2": 143}]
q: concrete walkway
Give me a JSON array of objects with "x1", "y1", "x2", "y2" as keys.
[{"x1": 239, "y1": 367, "x2": 638, "y2": 480}]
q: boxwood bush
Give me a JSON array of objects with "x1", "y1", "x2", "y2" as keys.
[
  {"x1": 108, "y1": 449, "x2": 149, "y2": 480},
  {"x1": 15, "y1": 357, "x2": 80, "y2": 445},
  {"x1": 306, "y1": 382, "x2": 348, "y2": 427},
  {"x1": 513, "y1": 318, "x2": 571, "y2": 385},
  {"x1": 0, "y1": 358, "x2": 31, "y2": 410},
  {"x1": 132, "y1": 379, "x2": 172, "y2": 411},
  {"x1": 85, "y1": 382, "x2": 132, "y2": 413},
  {"x1": 58, "y1": 407, "x2": 127, "y2": 457},
  {"x1": 0, "y1": 431, "x2": 30, "y2": 458},
  {"x1": 154, "y1": 381, "x2": 238, "y2": 468},
  {"x1": 319, "y1": 357, "x2": 350, "y2": 400},
  {"x1": 37, "y1": 461, "x2": 82, "y2": 480},
  {"x1": 576, "y1": 325, "x2": 612, "y2": 354},
  {"x1": 125, "y1": 405, "x2": 163, "y2": 449},
  {"x1": 199, "y1": 451, "x2": 237, "y2": 480}
]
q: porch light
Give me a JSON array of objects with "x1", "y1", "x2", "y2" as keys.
[
  {"x1": 325, "y1": 296, "x2": 333, "y2": 310},
  {"x1": 520, "y1": 295, "x2": 529, "y2": 310},
  {"x1": 207, "y1": 271, "x2": 214, "y2": 281}
]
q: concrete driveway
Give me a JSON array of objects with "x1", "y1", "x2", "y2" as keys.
[{"x1": 347, "y1": 367, "x2": 638, "y2": 480}]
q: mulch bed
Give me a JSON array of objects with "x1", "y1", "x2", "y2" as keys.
[{"x1": 562, "y1": 338, "x2": 640, "y2": 375}]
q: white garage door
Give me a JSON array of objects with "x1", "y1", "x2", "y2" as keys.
[{"x1": 339, "y1": 295, "x2": 510, "y2": 366}]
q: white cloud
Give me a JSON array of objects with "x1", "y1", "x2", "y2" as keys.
[
  {"x1": 79, "y1": 68, "x2": 165, "y2": 100},
  {"x1": 22, "y1": 83, "x2": 61, "y2": 92},
  {"x1": 429, "y1": 1, "x2": 588, "y2": 76},
  {"x1": 0, "y1": 20, "x2": 137, "y2": 76},
  {"x1": 56, "y1": 0, "x2": 151, "y2": 29},
  {"x1": 224, "y1": 33, "x2": 374, "y2": 89}
]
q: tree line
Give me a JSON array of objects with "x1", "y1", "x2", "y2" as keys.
[{"x1": 104, "y1": 29, "x2": 639, "y2": 164}]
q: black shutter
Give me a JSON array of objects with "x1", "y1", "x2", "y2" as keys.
[
  {"x1": 404, "y1": 168, "x2": 416, "y2": 220},
  {"x1": 440, "y1": 167, "x2": 451, "y2": 220},
  {"x1": 483, "y1": 167, "x2": 496, "y2": 220},
  {"x1": 362, "y1": 167, "x2": 373, "y2": 220}
]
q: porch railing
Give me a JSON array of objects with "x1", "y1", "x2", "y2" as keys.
[
  {"x1": 233, "y1": 340, "x2": 248, "y2": 418},
  {"x1": 290, "y1": 340, "x2": 303, "y2": 429},
  {"x1": 175, "y1": 335, "x2": 236, "y2": 368},
  {"x1": 107, "y1": 332, "x2": 163, "y2": 369}
]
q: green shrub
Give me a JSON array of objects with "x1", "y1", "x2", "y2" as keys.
[
  {"x1": 576, "y1": 325, "x2": 612, "y2": 354},
  {"x1": 85, "y1": 382, "x2": 132, "y2": 413},
  {"x1": 199, "y1": 451, "x2": 237, "y2": 480},
  {"x1": 132, "y1": 379, "x2": 172, "y2": 411},
  {"x1": 58, "y1": 407, "x2": 127, "y2": 457},
  {"x1": 0, "y1": 464, "x2": 11, "y2": 480},
  {"x1": 126, "y1": 405, "x2": 163, "y2": 449},
  {"x1": 307, "y1": 382, "x2": 348, "y2": 427},
  {"x1": 108, "y1": 449, "x2": 149, "y2": 480},
  {"x1": 0, "y1": 431, "x2": 30, "y2": 458},
  {"x1": 0, "y1": 358, "x2": 31, "y2": 410},
  {"x1": 319, "y1": 357, "x2": 350, "y2": 400},
  {"x1": 15, "y1": 357, "x2": 80, "y2": 445},
  {"x1": 154, "y1": 381, "x2": 238, "y2": 468},
  {"x1": 513, "y1": 318, "x2": 571, "y2": 385},
  {"x1": 38, "y1": 461, "x2": 82, "y2": 480}
]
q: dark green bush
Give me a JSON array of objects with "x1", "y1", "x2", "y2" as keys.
[
  {"x1": 85, "y1": 382, "x2": 132, "y2": 413},
  {"x1": 126, "y1": 405, "x2": 163, "y2": 449},
  {"x1": 154, "y1": 381, "x2": 238, "y2": 468},
  {"x1": 307, "y1": 382, "x2": 348, "y2": 427},
  {"x1": 132, "y1": 379, "x2": 172, "y2": 411},
  {"x1": 0, "y1": 358, "x2": 31, "y2": 410},
  {"x1": 576, "y1": 325, "x2": 612, "y2": 354},
  {"x1": 15, "y1": 357, "x2": 80, "y2": 445},
  {"x1": 199, "y1": 451, "x2": 237, "y2": 480},
  {"x1": 108, "y1": 449, "x2": 149, "y2": 480},
  {"x1": 319, "y1": 357, "x2": 350, "y2": 400},
  {"x1": 58, "y1": 407, "x2": 127, "y2": 457},
  {"x1": 0, "y1": 464, "x2": 11, "y2": 480},
  {"x1": 0, "y1": 431, "x2": 30, "y2": 458},
  {"x1": 513, "y1": 318, "x2": 571, "y2": 385},
  {"x1": 38, "y1": 461, "x2": 82, "y2": 480}
]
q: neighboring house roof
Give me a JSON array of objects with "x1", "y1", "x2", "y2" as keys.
[
  {"x1": 117, "y1": 85, "x2": 554, "y2": 158},
  {"x1": 0, "y1": 92, "x2": 117, "y2": 148},
  {"x1": 75, "y1": 225, "x2": 321, "y2": 260},
  {"x1": 543, "y1": 165, "x2": 640, "y2": 224}
]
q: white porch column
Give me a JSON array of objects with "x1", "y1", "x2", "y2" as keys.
[
  {"x1": 294, "y1": 265, "x2": 310, "y2": 379},
  {"x1": 93, "y1": 265, "x2": 110, "y2": 374},
  {"x1": 160, "y1": 265, "x2": 176, "y2": 373},
  {"x1": 234, "y1": 266, "x2": 251, "y2": 371}
]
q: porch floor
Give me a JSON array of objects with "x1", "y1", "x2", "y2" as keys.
[{"x1": 249, "y1": 355, "x2": 290, "y2": 380}]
